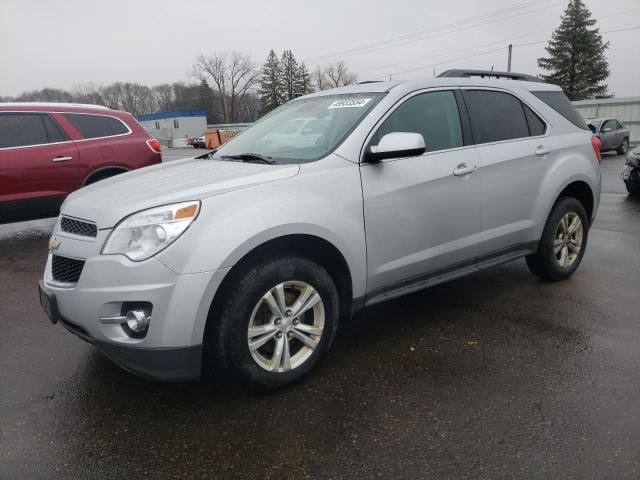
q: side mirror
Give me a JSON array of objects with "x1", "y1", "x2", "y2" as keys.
[
  {"x1": 365, "y1": 132, "x2": 426, "y2": 162},
  {"x1": 588, "y1": 124, "x2": 596, "y2": 134}
]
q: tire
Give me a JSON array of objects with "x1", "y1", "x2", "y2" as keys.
[
  {"x1": 616, "y1": 138, "x2": 629, "y2": 155},
  {"x1": 208, "y1": 255, "x2": 339, "y2": 390},
  {"x1": 624, "y1": 167, "x2": 640, "y2": 195},
  {"x1": 85, "y1": 169, "x2": 125, "y2": 185},
  {"x1": 526, "y1": 196, "x2": 589, "y2": 281},
  {"x1": 626, "y1": 181, "x2": 640, "y2": 195}
]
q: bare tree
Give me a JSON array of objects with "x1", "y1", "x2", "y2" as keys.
[
  {"x1": 70, "y1": 83, "x2": 104, "y2": 105},
  {"x1": 193, "y1": 51, "x2": 260, "y2": 123},
  {"x1": 324, "y1": 61, "x2": 357, "y2": 88},
  {"x1": 311, "y1": 62, "x2": 357, "y2": 91},
  {"x1": 152, "y1": 84, "x2": 173, "y2": 112},
  {"x1": 311, "y1": 66, "x2": 328, "y2": 91},
  {"x1": 99, "y1": 83, "x2": 125, "y2": 110}
]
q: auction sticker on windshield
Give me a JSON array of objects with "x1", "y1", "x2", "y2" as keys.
[{"x1": 328, "y1": 98, "x2": 372, "y2": 109}]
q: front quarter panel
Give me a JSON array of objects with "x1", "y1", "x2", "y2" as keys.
[{"x1": 154, "y1": 154, "x2": 367, "y2": 299}]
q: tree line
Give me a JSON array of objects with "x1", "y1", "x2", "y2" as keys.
[{"x1": 1, "y1": 50, "x2": 358, "y2": 123}]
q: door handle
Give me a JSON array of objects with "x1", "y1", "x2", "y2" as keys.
[
  {"x1": 52, "y1": 156, "x2": 73, "y2": 162},
  {"x1": 453, "y1": 163, "x2": 477, "y2": 176},
  {"x1": 535, "y1": 146, "x2": 552, "y2": 156}
]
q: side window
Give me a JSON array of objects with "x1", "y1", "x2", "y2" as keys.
[
  {"x1": 63, "y1": 113, "x2": 129, "y2": 139},
  {"x1": 523, "y1": 104, "x2": 546, "y2": 136},
  {"x1": 173, "y1": 119, "x2": 179, "y2": 129},
  {"x1": 614, "y1": 120, "x2": 623, "y2": 130},
  {"x1": 602, "y1": 119, "x2": 616, "y2": 132},
  {"x1": 43, "y1": 115, "x2": 68, "y2": 143},
  {"x1": 463, "y1": 90, "x2": 529, "y2": 144},
  {"x1": 0, "y1": 113, "x2": 57, "y2": 148},
  {"x1": 371, "y1": 90, "x2": 463, "y2": 152},
  {"x1": 155, "y1": 121, "x2": 160, "y2": 130}
]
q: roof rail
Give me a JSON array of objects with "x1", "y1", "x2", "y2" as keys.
[
  {"x1": 437, "y1": 69, "x2": 542, "y2": 82},
  {"x1": 0, "y1": 102, "x2": 110, "y2": 110}
]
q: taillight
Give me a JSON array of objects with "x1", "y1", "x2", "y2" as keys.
[
  {"x1": 591, "y1": 135, "x2": 602, "y2": 164},
  {"x1": 146, "y1": 138, "x2": 162, "y2": 154}
]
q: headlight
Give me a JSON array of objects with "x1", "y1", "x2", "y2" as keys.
[{"x1": 102, "y1": 201, "x2": 200, "y2": 261}]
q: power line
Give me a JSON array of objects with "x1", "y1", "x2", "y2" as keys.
[
  {"x1": 513, "y1": 25, "x2": 640, "y2": 48},
  {"x1": 385, "y1": 25, "x2": 640, "y2": 78},
  {"x1": 303, "y1": 0, "x2": 563, "y2": 63},
  {"x1": 355, "y1": 6, "x2": 640, "y2": 76}
]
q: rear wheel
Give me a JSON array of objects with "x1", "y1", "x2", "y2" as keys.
[
  {"x1": 526, "y1": 197, "x2": 589, "y2": 281},
  {"x1": 85, "y1": 169, "x2": 126, "y2": 185},
  {"x1": 208, "y1": 256, "x2": 339, "y2": 390},
  {"x1": 617, "y1": 138, "x2": 629, "y2": 155}
]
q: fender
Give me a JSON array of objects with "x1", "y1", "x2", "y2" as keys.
[
  {"x1": 155, "y1": 155, "x2": 368, "y2": 299},
  {"x1": 531, "y1": 142, "x2": 600, "y2": 239}
]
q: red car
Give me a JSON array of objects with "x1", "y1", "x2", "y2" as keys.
[{"x1": 0, "y1": 102, "x2": 162, "y2": 223}]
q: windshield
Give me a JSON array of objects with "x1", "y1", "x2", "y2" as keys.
[{"x1": 214, "y1": 93, "x2": 384, "y2": 163}]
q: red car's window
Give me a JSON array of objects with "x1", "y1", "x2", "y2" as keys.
[
  {"x1": 63, "y1": 113, "x2": 129, "y2": 139},
  {"x1": 0, "y1": 113, "x2": 66, "y2": 149}
]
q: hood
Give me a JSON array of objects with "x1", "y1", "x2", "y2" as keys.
[{"x1": 62, "y1": 157, "x2": 300, "y2": 228}]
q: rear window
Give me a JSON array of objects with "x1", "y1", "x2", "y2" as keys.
[
  {"x1": 463, "y1": 90, "x2": 529, "y2": 144},
  {"x1": 63, "y1": 113, "x2": 129, "y2": 139},
  {"x1": 0, "y1": 113, "x2": 67, "y2": 149},
  {"x1": 523, "y1": 104, "x2": 546, "y2": 136},
  {"x1": 531, "y1": 91, "x2": 588, "y2": 130}
]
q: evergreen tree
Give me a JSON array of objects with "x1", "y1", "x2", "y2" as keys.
[
  {"x1": 280, "y1": 50, "x2": 299, "y2": 101},
  {"x1": 294, "y1": 62, "x2": 314, "y2": 97},
  {"x1": 259, "y1": 50, "x2": 285, "y2": 115},
  {"x1": 537, "y1": 0, "x2": 609, "y2": 100}
]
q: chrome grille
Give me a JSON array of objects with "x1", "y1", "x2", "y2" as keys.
[
  {"x1": 60, "y1": 217, "x2": 97, "y2": 238},
  {"x1": 51, "y1": 255, "x2": 85, "y2": 284}
]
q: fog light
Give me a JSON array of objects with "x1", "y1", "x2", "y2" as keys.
[{"x1": 125, "y1": 310, "x2": 150, "y2": 332}]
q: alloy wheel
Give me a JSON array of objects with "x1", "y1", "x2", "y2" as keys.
[
  {"x1": 554, "y1": 212, "x2": 583, "y2": 268},
  {"x1": 621, "y1": 139, "x2": 629, "y2": 154},
  {"x1": 247, "y1": 281, "x2": 325, "y2": 372}
]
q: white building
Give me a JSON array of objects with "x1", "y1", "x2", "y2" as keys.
[{"x1": 136, "y1": 110, "x2": 207, "y2": 147}]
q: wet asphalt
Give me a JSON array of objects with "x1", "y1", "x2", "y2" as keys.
[{"x1": 1, "y1": 152, "x2": 639, "y2": 479}]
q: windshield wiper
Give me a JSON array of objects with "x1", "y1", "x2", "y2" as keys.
[{"x1": 221, "y1": 153, "x2": 275, "y2": 164}]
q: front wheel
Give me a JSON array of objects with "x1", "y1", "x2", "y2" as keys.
[
  {"x1": 623, "y1": 167, "x2": 640, "y2": 195},
  {"x1": 526, "y1": 197, "x2": 589, "y2": 281},
  {"x1": 208, "y1": 256, "x2": 339, "y2": 390}
]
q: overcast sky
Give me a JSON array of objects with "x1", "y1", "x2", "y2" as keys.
[{"x1": 1, "y1": 0, "x2": 638, "y2": 97}]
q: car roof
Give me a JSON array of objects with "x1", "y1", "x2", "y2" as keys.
[
  {"x1": 0, "y1": 102, "x2": 116, "y2": 114},
  {"x1": 303, "y1": 77, "x2": 561, "y2": 99}
]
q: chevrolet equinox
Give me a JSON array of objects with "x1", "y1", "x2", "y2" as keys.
[{"x1": 39, "y1": 72, "x2": 602, "y2": 389}]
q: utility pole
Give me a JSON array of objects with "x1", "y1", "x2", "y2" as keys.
[{"x1": 507, "y1": 44, "x2": 513, "y2": 72}]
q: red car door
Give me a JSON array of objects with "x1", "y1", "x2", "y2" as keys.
[{"x1": 0, "y1": 112, "x2": 79, "y2": 223}]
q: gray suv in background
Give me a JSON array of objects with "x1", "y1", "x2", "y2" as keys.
[
  {"x1": 588, "y1": 117, "x2": 630, "y2": 154},
  {"x1": 39, "y1": 71, "x2": 601, "y2": 389}
]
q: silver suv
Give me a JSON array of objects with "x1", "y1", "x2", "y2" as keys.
[{"x1": 38, "y1": 72, "x2": 601, "y2": 389}]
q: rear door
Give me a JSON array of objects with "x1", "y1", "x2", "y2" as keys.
[
  {"x1": 56, "y1": 112, "x2": 133, "y2": 182},
  {"x1": 360, "y1": 89, "x2": 482, "y2": 298},
  {"x1": 0, "y1": 112, "x2": 79, "y2": 222},
  {"x1": 461, "y1": 88, "x2": 549, "y2": 256}
]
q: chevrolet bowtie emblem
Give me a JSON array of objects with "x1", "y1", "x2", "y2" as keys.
[{"x1": 48, "y1": 237, "x2": 60, "y2": 252}]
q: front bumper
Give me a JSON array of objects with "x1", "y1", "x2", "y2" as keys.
[{"x1": 41, "y1": 247, "x2": 228, "y2": 381}]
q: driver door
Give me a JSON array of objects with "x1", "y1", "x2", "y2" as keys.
[
  {"x1": 359, "y1": 89, "x2": 482, "y2": 299},
  {"x1": 599, "y1": 119, "x2": 618, "y2": 150}
]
